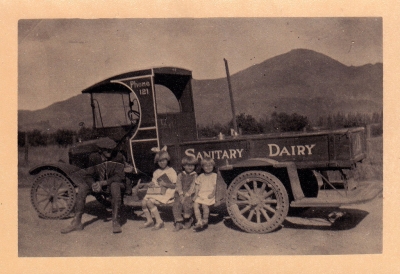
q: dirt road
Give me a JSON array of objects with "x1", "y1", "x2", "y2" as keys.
[{"x1": 18, "y1": 187, "x2": 382, "y2": 257}]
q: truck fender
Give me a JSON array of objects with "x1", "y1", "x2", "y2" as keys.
[
  {"x1": 219, "y1": 158, "x2": 305, "y2": 201},
  {"x1": 29, "y1": 161, "x2": 82, "y2": 187}
]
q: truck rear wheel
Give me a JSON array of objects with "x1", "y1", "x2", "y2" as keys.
[
  {"x1": 30, "y1": 170, "x2": 76, "y2": 219},
  {"x1": 226, "y1": 171, "x2": 289, "y2": 233}
]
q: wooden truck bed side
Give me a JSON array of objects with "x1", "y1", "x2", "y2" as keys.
[{"x1": 163, "y1": 127, "x2": 366, "y2": 171}]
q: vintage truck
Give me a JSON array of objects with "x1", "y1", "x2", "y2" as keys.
[{"x1": 29, "y1": 67, "x2": 382, "y2": 233}]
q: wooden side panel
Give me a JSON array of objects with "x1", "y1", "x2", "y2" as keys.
[{"x1": 249, "y1": 135, "x2": 329, "y2": 163}]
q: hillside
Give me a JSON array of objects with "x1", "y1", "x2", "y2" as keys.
[
  {"x1": 192, "y1": 49, "x2": 382, "y2": 125},
  {"x1": 18, "y1": 94, "x2": 93, "y2": 132},
  {"x1": 18, "y1": 49, "x2": 382, "y2": 131}
]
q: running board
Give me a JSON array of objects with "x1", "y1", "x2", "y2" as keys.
[{"x1": 290, "y1": 180, "x2": 382, "y2": 207}]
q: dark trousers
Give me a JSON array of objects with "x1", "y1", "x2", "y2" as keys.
[
  {"x1": 172, "y1": 192, "x2": 193, "y2": 222},
  {"x1": 109, "y1": 182, "x2": 125, "y2": 208},
  {"x1": 71, "y1": 170, "x2": 125, "y2": 216}
]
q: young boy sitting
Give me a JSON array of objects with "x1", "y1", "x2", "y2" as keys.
[{"x1": 172, "y1": 155, "x2": 198, "y2": 231}]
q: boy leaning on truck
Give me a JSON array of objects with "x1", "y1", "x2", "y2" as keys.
[{"x1": 61, "y1": 137, "x2": 126, "y2": 234}]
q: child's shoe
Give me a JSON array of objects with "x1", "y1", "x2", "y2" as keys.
[
  {"x1": 183, "y1": 217, "x2": 193, "y2": 229},
  {"x1": 139, "y1": 220, "x2": 154, "y2": 229},
  {"x1": 201, "y1": 219, "x2": 209, "y2": 230},
  {"x1": 173, "y1": 222, "x2": 183, "y2": 232},
  {"x1": 152, "y1": 221, "x2": 164, "y2": 231},
  {"x1": 192, "y1": 221, "x2": 203, "y2": 231},
  {"x1": 194, "y1": 220, "x2": 209, "y2": 232}
]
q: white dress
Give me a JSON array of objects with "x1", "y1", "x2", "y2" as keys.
[
  {"x1": 144, "y1": 167, "x2": 177, "y2": 204},
  {"x1": 194, "y1": 173, "x2": 217, "y2": 206}
]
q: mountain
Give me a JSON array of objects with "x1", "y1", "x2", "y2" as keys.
[
  {"x1": 18, "y1": 94, "x2": 93, "y2": 132},
  {"x1": 18, "y1": 49, "x2": 382, "y2": 131},
  {"x1": 191, "y1": 49, "x2": 382, "y2": 125}
]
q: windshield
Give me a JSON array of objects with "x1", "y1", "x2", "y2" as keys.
[{"x1": 92, "y1": 92, "x2": 139, "y2": 128}]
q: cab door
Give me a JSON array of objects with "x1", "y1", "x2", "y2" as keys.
[{"x1": 117, "y1": 74, "x2": 159, "y2": 174}]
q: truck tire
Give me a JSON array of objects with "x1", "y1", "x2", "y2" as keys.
[
  {"x1": 226, "y1": 171, "x2": 289, "y2": 233},
  {"x1": 30, "y1": 170, "x2": 76, "y2": 219}
]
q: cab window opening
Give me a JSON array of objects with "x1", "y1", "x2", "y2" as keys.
[{"x1": 154, "y1": 84, "x2": 181, "y2": 114}]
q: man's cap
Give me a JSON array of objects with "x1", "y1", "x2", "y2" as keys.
[{"x1": 96, "y1": 137, "x2": 117, "y2": 149}]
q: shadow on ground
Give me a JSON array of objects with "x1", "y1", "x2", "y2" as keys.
[
  {"x1": 82, "y1": 200, "x2": 228, "y2": 228},
  {"x1": 283, "y1": 207, "x2": 369, "y2": 231},
  {"x1": 80, "y1": 200, "x2": 369, "y2": 233},
  {"x1": 221, "y1": 206, "x2": 370, "y2": 233}
]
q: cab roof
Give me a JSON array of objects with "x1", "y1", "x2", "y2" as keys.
[{"x1": 82, "y1": 67, "x2": 192, "y2": 100}]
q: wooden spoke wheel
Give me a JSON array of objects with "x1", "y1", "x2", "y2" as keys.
[
  {"x1": 226, "y1": 171, "x2": 289, "y2": 233},
  {"x1": 30, "y1": 171, "x2": 76, "y2": 219}
]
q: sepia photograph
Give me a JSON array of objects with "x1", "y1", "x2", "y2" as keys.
[{"x1": 17, "y1": 17, "x2": 383, "y2": 257}]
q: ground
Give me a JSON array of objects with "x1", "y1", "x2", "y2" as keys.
[{"x1": 18, "y1": 185, "x2": 382, "y2": 257}]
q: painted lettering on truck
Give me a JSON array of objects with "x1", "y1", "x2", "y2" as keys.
[
  {"x1": 184, "y1": 143, "x2": 316, "y2": 161},
  {"x1": 185, "y1": 148, "x2": 244, "y2": 160},
  {"x1": 268, "y1": 144, "x2": 316, "y2": 157}
]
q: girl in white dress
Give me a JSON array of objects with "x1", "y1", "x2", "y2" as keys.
[
  {"x1": 193, "y1": 157, "x2": 217, "y2": 231},
  {"x1": 140, "y1": 148, "x2": 177, "y2": 230}
]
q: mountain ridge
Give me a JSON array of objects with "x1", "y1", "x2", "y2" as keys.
[{"x1": 18, "y1": 49, "x2": 382, "y2": 131}]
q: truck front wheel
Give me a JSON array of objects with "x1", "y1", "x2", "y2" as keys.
[
  {"x1": 30, "y1": 170, "x2": 76, "y2": 219},
  {"x1": 226, "y1": 171, "x2": 289, "y2": 233}
]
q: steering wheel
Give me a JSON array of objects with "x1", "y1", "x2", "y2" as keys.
[{"x1": 127, "y1": 110, "x2": 140, "y2": 123}]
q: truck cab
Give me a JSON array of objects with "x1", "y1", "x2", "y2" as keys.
[{"x1": 71, "y1": 67, "x2": 198, "y2": 175}]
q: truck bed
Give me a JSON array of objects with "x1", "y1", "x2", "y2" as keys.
[{"x1": 173, "y1": 127, "x2": 366, "y2": 170}]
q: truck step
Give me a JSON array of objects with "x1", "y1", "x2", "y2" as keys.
[{"x1": 290, "y1": 180, "x2": 382, "y2": 207}]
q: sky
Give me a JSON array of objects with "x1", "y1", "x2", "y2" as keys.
[{"x1": 18, "y1": 18, "x2": 382, "y2": 111}]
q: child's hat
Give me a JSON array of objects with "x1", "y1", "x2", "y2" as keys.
[{"x1": 152, "y1": 146, "x2": 171, "y2": 163}]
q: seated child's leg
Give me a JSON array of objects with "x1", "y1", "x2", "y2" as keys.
[
  {"x1": 147, "y1": 199, "x2": 163, "y2": 227},
  {"x1": 183, "y1": 197, "x2": 194, "y2": 229},
  {"x1": 201, "y1": 204, "x2": 210, "y2": 225},
  {"x1": 183, "y1": 197, "x2": 193, "y2": 229},
  {"x1": 139, "y1": 198, "x2": 154, "y2": 228},
  {"x1": 172, "y1": 194, "x2": 184, "y2": 223},
  {"x1": 150, "y1": 206, "x2": 162, "y2": 224},
  {"x1": 141, "y1": 199, "x2": 152, "y2": 222},
  {"x1": 182, "y1": 196, "x2": 193, "y2": 219},
  {"x1": 193, "y1": 202, "x2": 202, "y2": 225}
]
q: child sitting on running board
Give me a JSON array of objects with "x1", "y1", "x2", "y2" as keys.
[
  {"x1": 172, "y1": 155, "x2": 198, "y2": 231},
  {"x1": 140, "y1": 146, "x2": 177, "y2": 230},
  {"x1": 193, "y1": 157, "x2": 217, "y2": 231}
]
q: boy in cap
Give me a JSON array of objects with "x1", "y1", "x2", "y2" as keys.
[{"x1": 61, "y1": 137, "x2": 126, "y2": 234}]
